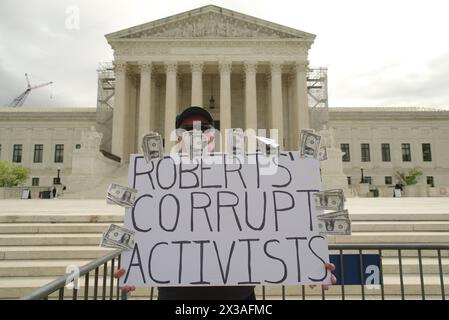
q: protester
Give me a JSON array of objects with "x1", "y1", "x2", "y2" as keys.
[
  {"x1": 114, "y1": 106, "x2": 337, "y2": 300},
  {"x1": 394, "y1": 182, "x2": 403, "y2": 198}
]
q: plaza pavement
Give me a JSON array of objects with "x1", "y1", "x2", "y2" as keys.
[{"x1": 0, "y1": 197, "x2": 448, "y2": 299}]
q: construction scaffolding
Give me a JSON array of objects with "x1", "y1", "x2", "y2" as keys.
[
  {"x1": 307, "y1": 67, "x2": 329, "y2": 131},
  {"x1": 96, "y1": 62, "x2": 115, "y2": 152}
]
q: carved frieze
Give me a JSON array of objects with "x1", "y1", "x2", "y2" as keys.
[{"x1": 122, "y1": 12, "x2": 300, "y2": 39}]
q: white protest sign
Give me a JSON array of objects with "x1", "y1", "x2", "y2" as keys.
[{"x1": 120, "y1": 152, "x2": 330, "y2": 287}]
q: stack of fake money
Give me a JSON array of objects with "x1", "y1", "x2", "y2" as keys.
[
  {"x1": 299, "y1": 129, "x2": 327, "y2": 161},
  {"x1": 314, "y1": 189, "x2": 352, "y2": 235},
  {"x1": 106, "y1": 183, "x2": 138, "y2": 208},
  {"x1": 256, "y1": 135, "x2": 280, "y2": 156},
  {"x1": 100, "y1": 224, "x2": 135, "y2": 251},
  {"x1": 141, "y1": 132, "x2": 164, "y2": 163}
]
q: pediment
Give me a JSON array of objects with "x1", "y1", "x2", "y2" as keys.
[{"x1": 106, "y1": 5, "x2": 315, "y2": 41}]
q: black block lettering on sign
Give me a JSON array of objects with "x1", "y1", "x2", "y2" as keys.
[
  {"x1": 237, "y1": 238, "x2": 261, "y2": 285},
  {"x1": 190, "y1": 240, "x2": 211, "y2": 285},
  {"x1": 131, "y1": 194, "x2": 153, "y2": 233},
  {"x1": 308, "y1": 235, "x2": 328, "y2": 282},
  {"x1": 156, "y1": 157, "x2": 177, "y2": 190},
  {"x1": 285, "y1": 236, "x2": 308, "y2": 282},
  {"x1": 124, "y1": 243, "x2": 146, "y2": 284},
  {"x1": 190, "y1": 192, "x2": 213, "y2": 232},
  {"x1": 172, "y1": 240, "x2": 191, "y2": 284},
  {"x1": 273, "y1": 191, "x2": 295, "y2": 232},
  {"x1": 159, "y1": 194, "x2": 180, "y2": 232},
  {"x1": 263, "y1": 239, "x2": 287, "y2": 284},
  {"x1": 133, "y1": 156, "x2": 155, "y2": 190},
  {"x1": 179, "y1": 160, "x2": 199, "y2": 189},
  {"x1": 148, "y1": 242, "x2": 170, "y2": 284},
  {"x1": 213, "y1": 240, "x2": 236, "y2": 284},
  {"x1": 244, "y1": 191, "x2": 267, "y2": 231},
  {"x1": 216, "y1": 191, "x2": 242, "y2": 232},
  {"x1": 223, "y1": 154, "x2": 247, "y2": 189}
]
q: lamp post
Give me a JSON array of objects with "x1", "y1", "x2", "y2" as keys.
[
  {"x1": 55, "y1": 169, "x2": 61, "y2": 185},
  {"x1": 209, "y1": 74, "x2": 215, "y2": 109},
  {"x1": 360, "y1": 167, "x2": 365, "y2": 183}
]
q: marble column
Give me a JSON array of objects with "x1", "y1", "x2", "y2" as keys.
[
  {"x1": 293, "y1": 61, "x2": 310, "y2": 148},
  {"x1": 150, "y1": 74, "x2": 158, "y2": 131},
  {"x1": 111, "y1": 61, "x2": 128, "y2": 162},
  {"x1": 270, "y1": 61, "x2": 284, "y2": 149},
  {"x1": 191, "y1": 61, "x2": 204, "y2": 107},
  {"x1": 244, "y1": 61, "x2": 258, "y2": 152},
  {"x1": 219, "y1": 61, "x2": 232, "y2": 150},
  {"x1": 138, "y1": 62, "x2": 153, "y2": 151},
  {"x1": 164, "y1": 62, "x2": 178, "y2": 152}
]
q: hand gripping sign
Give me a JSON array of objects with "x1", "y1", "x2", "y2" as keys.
[{"x1": 120, "y1": 152, "x2": 331, "y2": 287}]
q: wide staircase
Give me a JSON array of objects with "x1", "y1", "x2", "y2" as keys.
[{"x1": 0, "y1": 198, "x2": 448, "y2": 300}]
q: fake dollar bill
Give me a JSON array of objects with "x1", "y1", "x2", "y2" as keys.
[
  {"x1": 317, "y1": 209, "x2": 352, "y2": 235},
  {"x1": 318, "y1": 146, "x2": 328, "y2": 161},
  {"x1": 226, "y1": 128, "x2": 245, "y2": 156},
  {"x1": 100, "y1": 224, "x2": 135, "y2": 250},
  {"x1": 106, "y1": 183, "x2": 138, "y2": 208},
  {"x1": 317, "y1": 218, "x2": 352, "y2": 235},
  {"x1": 300, "y1": 129, "x2": 321, "y2": 159},
  {"x1": 317, "y1": 209, "x2": 350, "y2": 220},
  {"x1": 141, "y1": 132, "x2": 163, "y2": 163},
  {"x1": 181, "y1": 130, "x2": 208, "y2": 160},
  {"x1": 256, "y1": 136, "x2": 280, "y2": 156},
  {"x1": 192, "y1": 130, "x2": 208, "y2": 159},
  {"x1": 314, "y1": 189, "x2": 345, "y2": 211}
]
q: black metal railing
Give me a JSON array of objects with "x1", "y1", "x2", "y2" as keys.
[
  {"x1": 21, "y1": 249, "x2": 125, "y2": 300},
  {"x1": 21, "y1": 243, "x2": 449, "y2": 300}
]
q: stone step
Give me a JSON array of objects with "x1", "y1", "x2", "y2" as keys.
[
  {"x1": 352, "y1": 221, "x2": 449, "y2": 232},
  {"x1": 0, "y1": 246, "x2": 113, "y2": 260},
  {"x1": 0, "y1": 234, "x2": 102, "y2": 246},
  {"x1": 349, "y1": 213, "x2": 449, "y2": 221},
  {"x1": 378, "y1": 257, "x2": 449, "y2": 273},
  {"x1": 0, "y1": 214, "x2": 123, "y2": 224},
  {"x1": 0, "y1": 260, "x2": 100, "y2": 277},
  {"x1": 3, "y1": 275, "x2": 449, "y2": 300},
  {"x1": 1, "y1": 213, "x2": 448, "y2": 223},
  {"x1": 1, "y1": 221, "x2": 447, "y2": 234},
  {"x1": 329, "y1": 232, "x2": 449, "y2": 243},
  {"x1": 0, "y1": 223, "x2": 113, "y2": 234}
]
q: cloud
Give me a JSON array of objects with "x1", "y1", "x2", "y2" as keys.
[
  {"x1": 0, "y1": 0, "x2": 449, "y2": 108},
  {"x1": 330, "y1": 51, "x2": 449, "y2": 107}
]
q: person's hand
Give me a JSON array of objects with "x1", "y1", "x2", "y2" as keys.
[
  {"x1": 114, "y1": 268, "x2": 136, "y2": 293},
  {"x1": 309, "y1": 262, "x2": 337, "y2": 291}
]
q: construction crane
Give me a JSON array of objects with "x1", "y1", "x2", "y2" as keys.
[{"x1": 9, "y1": 73, "x2": 53, "y2": 107}]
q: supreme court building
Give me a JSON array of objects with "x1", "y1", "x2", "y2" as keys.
[
  {"x1": 105, "y1": 5, "x2": 313, "y2": 161},
  {"x1": 1, "y1": 5, "x2": 449, "y2": 198}
]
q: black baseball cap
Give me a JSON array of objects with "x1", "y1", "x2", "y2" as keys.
[{"x1": 175, "y1": 106, "x2": 214, "y2": 129}]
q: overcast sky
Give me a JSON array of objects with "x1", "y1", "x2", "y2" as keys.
[{"x1": 0, "y1": 0, "x2": 448, "y2": 108}]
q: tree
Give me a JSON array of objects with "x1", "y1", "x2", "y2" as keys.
[
  {"x1": 0, "y1": 161, "x2": 30, "y2": 187},
  {"x1": 395, "y1": 168, "x2": 423, "y2": 186}
]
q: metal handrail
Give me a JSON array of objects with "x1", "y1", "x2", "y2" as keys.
[
  {"x1": 21, "y1": 249, "x2": 123, "y2": 300},
  {"x1": 20, "y1": 243, "x2": 449, "y2": 300}
]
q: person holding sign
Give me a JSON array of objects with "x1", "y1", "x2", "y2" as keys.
[{"x1": 114, "y1": 106, "x2": 337, "y2": 300}]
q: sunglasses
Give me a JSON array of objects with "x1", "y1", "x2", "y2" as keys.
[{"x1": 178, "y1": 124, "x2": 214, "y2": 132}]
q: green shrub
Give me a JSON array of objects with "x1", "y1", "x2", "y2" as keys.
[
  {"x1": 0, "y1": 160, "x2": 30, "y2": 187},
  {"x1": 395, "y1": 168, "x2": 423, "y2": 186}
]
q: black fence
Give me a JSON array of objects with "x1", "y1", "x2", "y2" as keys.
[{"x1": 21, "y1": 243, "x2": 448, "y2": 300}]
